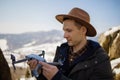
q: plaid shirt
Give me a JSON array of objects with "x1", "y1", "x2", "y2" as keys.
[{"x1": 68, "y1": 43, "x2": 88, "y2": 64}]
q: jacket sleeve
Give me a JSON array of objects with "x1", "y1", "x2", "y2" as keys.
[
  {"x1": 90, "y1": 59, "x2": 114, "y2": 80},
  {"x1": 89, "y1": 48, "x2": 114, "y2": 80},
  {"x1": 51, "y1": 71, "x2": 72, "y2": 80}
]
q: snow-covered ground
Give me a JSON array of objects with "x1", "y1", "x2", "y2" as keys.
[
  {"x1": 0, "y1": 39, "x2": 8, "y2": 51},
  {"x1": 111, "y1": 58, "x2": 120, "y2": 74}
]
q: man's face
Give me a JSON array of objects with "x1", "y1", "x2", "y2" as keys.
[{"x1": 63, "y1": 19, "x2": 86, "y2": 47}]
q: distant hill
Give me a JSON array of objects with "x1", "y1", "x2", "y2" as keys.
[
  {"x1": 0, "y1": 30, "x2": 64, "y2": 50},
  {"x1": 0, "y1": 30, "x2": 99, "y2": 50}
]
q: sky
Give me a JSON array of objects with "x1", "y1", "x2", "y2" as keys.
[{"x1": 0, "y1": 0, "x2": 120, "y2": 35}]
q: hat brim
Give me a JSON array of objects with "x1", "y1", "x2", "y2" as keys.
[{"x1": 56, "y1": 14, "x2": 97, "y2": 37}]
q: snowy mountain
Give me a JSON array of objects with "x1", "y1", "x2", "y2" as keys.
[{"x1": 0, "y1": 30, "x2": 64, "y2": 50}]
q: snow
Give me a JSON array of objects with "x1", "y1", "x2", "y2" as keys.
[
  {"x1": 24, "y1": 41, "x2": 36, "y2": 47},
  {"x1": 111, "y1": 58, "x2": 120, "y2": 74},
  {"x1": 104, "y1": 25, "x2": 120, "y2": 36},
  {"x1": 0, "y1": 39, "x2": 8, "y2": 51},
  {"x1": 111, "y1": 58, "x2": 120, "y2": 69}
]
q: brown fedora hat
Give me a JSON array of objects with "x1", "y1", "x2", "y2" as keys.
[{"x1": 56, "y1": 7, "x2": 97, "y2": 37}]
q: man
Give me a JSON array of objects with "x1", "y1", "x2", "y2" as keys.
[{"x1": 28, "y1": 7, "x2": 113, "y2": 80}]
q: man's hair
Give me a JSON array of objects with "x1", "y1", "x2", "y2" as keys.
[
  {"x1": 74, "y1": 20, "x2": 83, "y2": 29},
  {"x1": 63, "y1": 18, "x2": 83, "y2": 29}
]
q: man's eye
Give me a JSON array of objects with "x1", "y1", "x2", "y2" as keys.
[{"x1": 67, "y1": 30, "x2": 72, "y2": 32}]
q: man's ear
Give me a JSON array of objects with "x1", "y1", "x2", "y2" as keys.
[{"x1": 81, "y1": 26, "x2": 87, "y2": 35}]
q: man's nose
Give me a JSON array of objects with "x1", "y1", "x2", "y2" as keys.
[{"x1": 64, "y1": 32, "x2": 68, "y2": 38}]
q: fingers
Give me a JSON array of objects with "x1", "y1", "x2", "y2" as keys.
[
  {"x1": 39, "y1": 61, "x2": 56, "y2": 72},
  {"x1": 39, "y1": 61, "x2": 51, "y2": 68},
  {"x1": 39, "y1": 61, "x2": 59, "y2": 80},
  {"x1": 39, "y1": 61, "x2": 58, "y2": 71},
  {"x1": 27, "y1": 59, "x2": 38, "y2": 70}
]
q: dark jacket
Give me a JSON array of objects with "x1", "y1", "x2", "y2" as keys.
[{"x1": 37, "y1": 40, "x2": 113, "y2": 80}]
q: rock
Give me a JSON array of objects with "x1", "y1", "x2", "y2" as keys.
[
  {"x1": 0, "y1": 48, "x2": 12, "y2": 80},
  {"x1": 99, "y1": 26, "x2": 120, "y2": 80},
  {"x1": 98, "y1": 26, "x2": 120, "y2": 59}
]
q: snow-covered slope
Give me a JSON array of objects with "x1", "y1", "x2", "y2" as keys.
[{"x1": 0, "y1": 39, "x2": 8, "y2": 51}]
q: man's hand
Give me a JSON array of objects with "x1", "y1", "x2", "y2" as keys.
[
  {"x1": 39, "y1": 61, "x2": 59, "y2": 80},
  {"x1": 27, "y1": 60, "x2": 38, "y2": 70},
  {"x1": 27, "y1": 60, "x2": 59, "y2": 80}
]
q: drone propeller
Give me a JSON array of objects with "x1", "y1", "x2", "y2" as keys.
[{"x1": 11, "y1": 54, "x2": 16, "y2": 70}]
